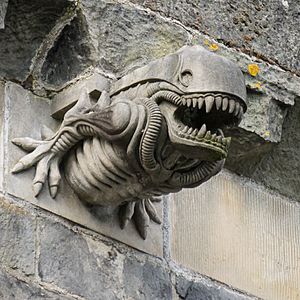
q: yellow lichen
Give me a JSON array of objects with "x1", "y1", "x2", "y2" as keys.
[
  {"x1": 204, "y1": 39, "x2": 210, "y2": 45},
  {"x1": 209, "y1": 43, "x2": 219, "y2": 51},
  {"x1": 248, "y1": 64, "x2": 260, "y2": 77},
  {"x1": 253, "y1": 81, "x2": 262, "y2": 89}
]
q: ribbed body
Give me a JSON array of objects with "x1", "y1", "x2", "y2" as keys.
[{"x1": 64, "y1": 137, "x2": 151, "y2": 206}]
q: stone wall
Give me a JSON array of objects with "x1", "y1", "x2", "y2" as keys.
[{"x1": 0, "y1": 0, "x2": 299, "y2": 299}]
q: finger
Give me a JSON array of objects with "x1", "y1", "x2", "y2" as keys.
[
  {"x1": 32, "y1": 156, "x2": 52, "y2": 197},
  {"x1": 11, "y1": 143, "x2": 51, "y2": 173},
  {"x1": 133, "y1": 200, "x2": 150, "y2": 240},
  {"x1": 11, "y1": 137, "x2": 42, "y2": 151},
  {"x1": 119, "y1": 201, "x2": 135, "y2": 229},
  {"x1": 48, "y1": 158, "x2": 61, "y2": 199},
  {"x1": 145, "y1": 199, "x2": 161, "y2": 224}
]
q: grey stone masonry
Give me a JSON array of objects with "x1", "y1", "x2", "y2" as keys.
[
  {"x1": 0, "y1": 0, "x2": 8, "y2": 29},
  {"x1": 0, "y1": 194, "x2": 257, "y2": 300},
  {"x1": 128, "y1": 0, "x2": 300, "y2": 75}
]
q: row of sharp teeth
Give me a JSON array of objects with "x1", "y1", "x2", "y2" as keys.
[
  {"x1": 177, "y1": 124, "x2": 230, "y2": 148},
  {"x1": 181, "y1": 94, "x2": 244, "y2": 119}
]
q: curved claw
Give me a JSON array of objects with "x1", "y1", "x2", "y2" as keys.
[
  {"x1": 118, "y1": 198, "x2": 162, "y2": 239},
  {"x1": 133, "y1": 200, "x2": 150, "y2": 240},
  {"x1": 145, "y1": 199, "x2": 161, "y2": 224},
  {"x1": 119, "y1": 201, "x2": 136, "y2": 229},
  {"x1": 11, "y1": 143, "x2": 52, "y2": 174},
  {"x1": 12, "y1": 137, "x2": 43, "y2": 151},
  {"x1": 48, "y1": 157, "x2": 62, "y2": 199}
]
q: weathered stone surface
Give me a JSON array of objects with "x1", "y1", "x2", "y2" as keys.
[
  {"x1": 0, "y1": 198, "x2": 35, "y2": 276},
  {"x1": 130, "y1": 0, "x2": 300, "y2": 75},
  {"x1": 0, "y1": 0, "x2": 8, "y2": 29},
  {"x1": 0, "y1": 267, "x2": 74, "y2": 300},
  {"x1": 175, "y1": 276, "x2": 256, "y2": 300},
  {"x1": 39, "y1": 218, "x2": 172, "y2": 299},
  {"x1": 124, "y1": 259, "x2": 172, "y2": 300},
  {"x1": 80, "y1": 0, "x2": 189, "y2": 77},
  {"x1": 225, "y1": 91, "x2": 287, "y2": 176},
  {"x1": 0, "y1": 81, "x2": 5, "y2": 191},
  {"x1": 6, "y1": 82, "x2": 163, "y2": 256},
  {"x1": 39, "y1": 220, "x2": 124, "y2": 300},
  {"x1": 251, "y1": 97, "x2": 300, "y2": 200},
  {"x1": 170, "y1": 171, "x2": 300, "y2": 300},
  {"x1": 41, "y1": 14, "x2": 95, "y2": 89},
  {"x1": 0, "y1": 0, "x2": 74, "y2": 81}
]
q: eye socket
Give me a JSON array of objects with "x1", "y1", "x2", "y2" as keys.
[{"x1": 179, "y1": 70, "x2": 193, "y2": 87}]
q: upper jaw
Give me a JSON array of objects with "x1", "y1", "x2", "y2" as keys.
[{"x1": 159, "y1": 92, "x2": 246, "y2": 161}]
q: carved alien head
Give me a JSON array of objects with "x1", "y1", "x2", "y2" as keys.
[{"x1": 112, "y1": 45, "x2": 247, "y2": 163}]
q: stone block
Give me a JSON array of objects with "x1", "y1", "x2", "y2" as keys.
[
  {"x1": 250, "y1": 97, "x2": 300, "y2": 200},
  {"x1": 129, "y1": 0, "x2": 300, "y2": 74},
  {"x1": 51, "y1": 73, "x2": 110, "y2": 119},
  {"x1": 0, "y1": 267, "x2": 73, "y2": 300},
  {"x1": 0, "y1": 0, "x2": 74, "y2": 81},
  {"x1": 79, "y1": 0, "x2": 189, "y2": 77},
  {"x1": 39, "y1": 219, "x2": 124, "y2": 300},
  {"x1": 40, "y1": 14, "x2": 95, "y2": 90},
  {"x1": 123, "y1": 259, "x2": 172, "y2": 300},
  {"x1": 175, "y1": 275, "x2": 256, "y2": 300},
  {"x1": 0, "y1": 0, "x2": 8, "y2": 29},
  {"x1": 39, "y1": 219, "x2": 171, "y2": 299},
  {"x1": 0, "y1": 197, "x2": 35, "y2": 276},
  {"x1": 170, "y1": 171, "x2": 300, "y2": 300},
  {"x1": 6, "y1": 82, "x2": 163, "y2": 256},
  {"x1": 0, "y1": 81, "x2": 5, "y2": 191}
]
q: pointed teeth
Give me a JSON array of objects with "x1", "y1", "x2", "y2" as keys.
[
  {"x1": 222, "y1": 97, "x2": 228, "y2": 111},
  {"x1": 216, "y1": 136, "x2": 222, "y2": 143},
  {"x1": 198, "y1": 124, "x2": 207, "y2": 138},
  {"x1": 229, "y1": 99, "x2": 235, "y2": 114},
  {"x1": 192, "y1": 98, "x2": 198, "y2": 108},
  {"x1": 205, "y1": 130, "x2": 212, "y2": 139},
  {"x1": 182, "y1": 98, "x2": 187, "y2": 105},
  {"x1": 191, "y1": 129, "x2": 198, "y2": 136},
  {"x1": 205, "y1": 96, "x2": 214, "y2": 113},
  {"x1": 198, "y1": 97, "x2": 204, "y2": 109},
  {"x1": 211, "y1": 133, "x2": 217, "y2": 141},
  {"x1": 234, "y1": 102, "x2": 240, "y2": 116},
  {"x1": 187, "y1": 98, "x2": 192, "y2": 107},
  {"x1": 183, "y1": 126, "x2": 189, "y2": 133},
  {"x1": 215, "y1": 96, "x2": 222, "y2": 110},
  {"x1": 187, "y1": 127, "x2": 193, "y2": 134}
]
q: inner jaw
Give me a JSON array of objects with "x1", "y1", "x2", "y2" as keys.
[{"x1": 159, "y1": 92, "x2": 244, "y2": 161}]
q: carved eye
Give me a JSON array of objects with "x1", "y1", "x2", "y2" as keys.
[{"x1": 179, "y1": 70, "x2": 193, "y2": 87}]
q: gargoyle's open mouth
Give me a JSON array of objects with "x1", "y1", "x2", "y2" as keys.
[{"x1": 159, "y1": 92, "x2": 245, "y2": 161}]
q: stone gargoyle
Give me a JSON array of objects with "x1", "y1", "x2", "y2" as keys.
[{"x1": 11, "y1": 45, "x2": 247, "y2": 239}]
